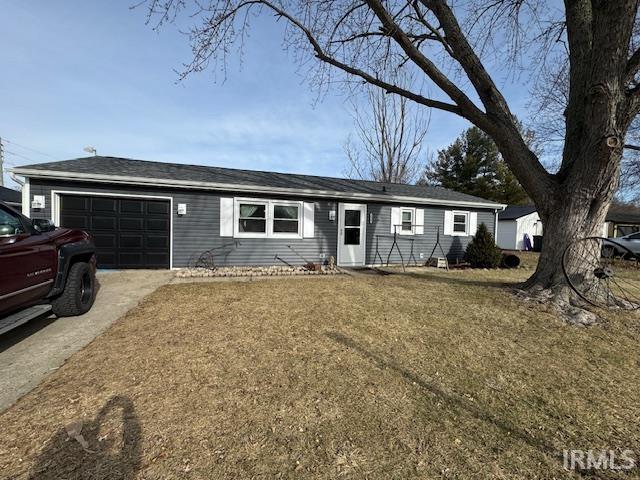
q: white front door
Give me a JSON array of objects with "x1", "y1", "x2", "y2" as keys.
[{"x1": 338, "y1": 203, "x2": 366, "y2": 266}]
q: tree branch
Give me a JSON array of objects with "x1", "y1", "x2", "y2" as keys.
[
  {"x1": 363, "y1": 0, "x2": 490, "y2": 128},
  {"x1": 247, "y1": 0, "x2": 464, "y2": 115},
  {"x1": 625, "y1": 47, "x2": 640, "y2": 83}
]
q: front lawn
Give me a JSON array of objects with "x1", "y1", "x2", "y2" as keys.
[{"x1": 1, "y1": 266, "x2": 639, "y2": 479}]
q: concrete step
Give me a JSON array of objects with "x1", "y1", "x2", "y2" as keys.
[{"x1": 0, "y1": 304, "x2": 52, "y2": 335}]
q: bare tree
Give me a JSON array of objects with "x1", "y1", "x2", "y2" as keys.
[
  {"x1": 344, "y1": 83, "x2": 428, "y2": 184},
  {"x1": 142, "y1": 0, "x2": 640, "y2": 312}
]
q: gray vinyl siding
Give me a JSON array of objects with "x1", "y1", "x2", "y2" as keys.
[
  {"x1": 365, "y1": 204, "x2": 496, "y2": 265},
  {"x1": 28, "y1": 179, "x2": 496, "y2": 268},
  {"x1": 28, "y1": 180, "x2": 338, "y2": 268}
]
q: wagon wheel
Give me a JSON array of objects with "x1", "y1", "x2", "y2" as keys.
[{"x1": 562, "y1": 237, "x2": 640, "y2": 310}]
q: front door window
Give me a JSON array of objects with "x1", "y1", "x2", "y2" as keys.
[{"x1": 344, "y1": 210, "x2": 361, "y2": 245}]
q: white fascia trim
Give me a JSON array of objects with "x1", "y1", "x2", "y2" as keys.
[{"x1": 12, "y1": 169, "x2": 507, "y2": 210}]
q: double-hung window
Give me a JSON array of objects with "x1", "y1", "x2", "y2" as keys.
[
  {"x1": 234, "y1": 198, "x2": 302, "y2": 238},
  {"x1": 400, "y1": 207, "x2": 415, "y2": 235},
  {"x1": 452, "y1": 211, "x2": 469, "y2": 235},
  {"x1": 272, "y1": 203, "x2": 300, "y2": 236},
  {"x1": 238, "y1": 201, "x2": 268, "y2": 235}
]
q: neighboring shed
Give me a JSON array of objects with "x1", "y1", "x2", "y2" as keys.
[
  {"x1": 11, "y1": 156, "x2": 505, "y2": 269},
  {"x1": 0, "y1": 186, "x2": 21, "y2": 210},
  {"x1": 497, "y1": 202, "x2": 640, "y2": 251},
  {"x1": 497, "y1": 205, "x2": 543, "y2": 251}
]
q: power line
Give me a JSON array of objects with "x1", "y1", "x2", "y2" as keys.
[
  {"x1": 3, "y1": 138, "x2": 56, "y2": 159},
  {"x1": 5, "y1": 149, "x2": 36, "y2": 163}
]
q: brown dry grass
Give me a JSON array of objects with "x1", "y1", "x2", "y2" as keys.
[{"x1": 1, "y1": 265, "x2": 640, "y2": 479}]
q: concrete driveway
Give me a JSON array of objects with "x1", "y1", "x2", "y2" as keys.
[{"x1": 0, "y1": 270, "x2": 173, "y2": 412}]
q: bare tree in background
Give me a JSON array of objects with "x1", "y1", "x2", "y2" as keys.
[
  {"x1": 345, "y1": 83, "x2": 429, "y2": 184},
  {"x1": 142, "y1": 0, "x2": 640, "y2": 317}
]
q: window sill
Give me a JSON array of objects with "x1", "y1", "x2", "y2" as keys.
[{"x1": 233, "y1": 233, "x2": 303, "y2": 239}]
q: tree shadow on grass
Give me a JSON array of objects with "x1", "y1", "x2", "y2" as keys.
[
  {"x1": 325, "y1": 331, "x2": 597, "y2": 478},
  {"x1": 28, "y1": 395, "x2": 141, "y2": 480}
]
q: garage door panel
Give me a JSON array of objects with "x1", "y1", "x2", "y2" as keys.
[
  {"x1": 120, "y1": 199, "x2": 144, "y2": 214},
  {"x1": 119, "y1": 253, "x2": 145, "y2": 267},
  {"x1": 147, "y1": 201, "x2": 169, "y2": 215},
  {"x1": 91, "y1": 198, "x2": 117, "y2": 212},
  {"x1": 97, "y1": 252, "x2": 118, "y2": 268},
  {"x1": 59, "y1": 194, "x2": 170, "y2": 269},
  {"x1": 120, "y1": 234, "x2": 144, "y2": 248},
  {"x1": 60, "y1": 215, "x2": 88, "y2": 229},
  {"x1": 61, "y1": 196, "x2": 88, "y2": 211},
  {"x1": 146, "y1": 253, "x2": 170, "y2": 267},
  {"x1": 146, "y1": 218, "x2": 169, "y2": 231},
  {"x1": 93, "y1": 234, "x2": 116, "y2": 248},
  {"x1": 91, "y1": 216, "x2": 117, "y2": 230},
  {"x1": 146, "y1": 235, "x2": 169, "y2": 249},
  {"x1": 120, "y1": 217, "x2": 144, "y2": 230}
]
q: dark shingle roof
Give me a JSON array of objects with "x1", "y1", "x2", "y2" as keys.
[
  {"x1": 13, "y1": 156, "x2": 502, "y2": 207},
  {"x1": 606, "y1": 203, "x2": 640, "y2": 224},
  {"x1": 498, "y1": 205, "x2": 537, "y2": 220},
  {"x1": 0, "y1": 186, "x2": 21, "y2": 205}
]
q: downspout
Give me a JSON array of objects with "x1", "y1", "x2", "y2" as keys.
[
  {"x1": 9, "y1": 171, "x2": 23, "y2": 187},
  {"x1": 494, "y1": 209, "x2": 499, "y2": 240}
]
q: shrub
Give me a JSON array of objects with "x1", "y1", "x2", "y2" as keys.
[{"x1": 464, "y1": 223, "x2": 502, "y2": 268}]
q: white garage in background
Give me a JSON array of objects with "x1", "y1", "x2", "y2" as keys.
[{"x1": 497, "y1": 205, "x2": 543, "y2": 251}]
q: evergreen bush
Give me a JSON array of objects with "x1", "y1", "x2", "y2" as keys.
[{"x1": 464, "y1": 223, "x2": 502, "y2": 268}]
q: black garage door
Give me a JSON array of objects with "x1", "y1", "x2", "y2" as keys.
[{"x1": 59, "y1": 194, "x2": 170, "y2": 269}]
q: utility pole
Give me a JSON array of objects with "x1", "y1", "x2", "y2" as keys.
[{"x1": 0, "y1": 137, "x2": 4, "y2": 187}]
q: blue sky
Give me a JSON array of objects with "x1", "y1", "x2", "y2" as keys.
[{"x1": 0, "y1": 1, "x2": 533, "y2": 189}]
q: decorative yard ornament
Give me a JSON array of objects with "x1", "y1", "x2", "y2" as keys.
[{"x1": 562, "y1": 237, "x2": 639, "y2": 310}]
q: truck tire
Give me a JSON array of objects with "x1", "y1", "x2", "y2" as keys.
[{"x1": 51, "y1": 262, "x2": 96, "y2": 317}]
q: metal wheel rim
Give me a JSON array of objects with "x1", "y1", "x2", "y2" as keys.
[{"x1": 562, "y1": 236, "x2": 640, "y2": 310}]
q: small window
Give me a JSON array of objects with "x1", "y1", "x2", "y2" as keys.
[
  {"x1": 453, "y1": 212, "x2": 468, "y2": 234},
  {"x1": 238, "y1": 202, "x2": 267, "y2": 234},
  {"x1": 400, "y1": 208, "x2": 415, "y2": 235},
  {"x1": 273, "y1": 204, "x2": 300, "y2": 235},
  {"x1": 629, "y1": 232, "x2": 640, "y2": 240}
]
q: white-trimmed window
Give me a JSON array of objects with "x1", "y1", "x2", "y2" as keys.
[
  {"x1": 400, "y1": 207, "x2": 415, "y2": 235},
  {"x1": 271, "y1": 202, "x2": 301, "y2": 237},
  {"x1": 237, "y1": 201, "x2": 268, "y2": 236},
  {"x1": 233, "y1": 198, "x2": 303, "y2": 238},
  {"x1": 453, "y1": 211, "x2": 469, "y2": 235},
  {"x1": 444, "y1": 210, "x2": 477, "y2": 237}
]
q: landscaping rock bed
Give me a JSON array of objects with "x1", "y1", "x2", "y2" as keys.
[{"x1": 175, "y1": 265, "x2": 341, "y2": 278}]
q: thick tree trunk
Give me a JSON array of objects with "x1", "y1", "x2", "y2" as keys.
[
  {"x1": 520, "y1": 143, "x2": 623, "y2": 310},
  {"x1": 523, "y1": 196, "x2": 610, "y2": 292}
]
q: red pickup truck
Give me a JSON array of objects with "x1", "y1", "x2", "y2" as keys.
[{"x1": 0, "y1": 201, "x2": 97, "y2": 334}]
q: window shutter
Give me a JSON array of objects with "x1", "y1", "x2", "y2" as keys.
[
  {"x1": 469, "y1": 212, "x2": 478, "y2": 237},
  {"x1": 303, "y1": 202, "x2": 315, "y2": 238},
  {"x1": 390, "y1": 207, "x2": 401, "y2": 234},
  {"x1": 443, "y1": 210, "x2": 453, "y2": 235},
  {"x1": 415, "y1": 209, "x2": 424, "y2": 235},
  {"x1": 220, "y1": 197, "x2": 234, "y2": 237}
]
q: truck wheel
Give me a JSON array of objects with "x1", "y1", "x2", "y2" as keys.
[{"x1": 51, "y1": 262, "x2": 96, "y2": 317}]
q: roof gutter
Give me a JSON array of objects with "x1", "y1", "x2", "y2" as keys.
[{"x1": 10, "y1": 168, "x2": 507, "y2": 210}]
